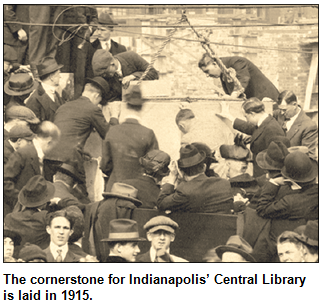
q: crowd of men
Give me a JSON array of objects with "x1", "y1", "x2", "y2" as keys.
[{"x1": 3, "y1": 5, "x2": 319, "y2": 263}]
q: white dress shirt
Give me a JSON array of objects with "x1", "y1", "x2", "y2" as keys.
[
  {"x1": 32, "y1": 138, "x2": 45, "y2": 174},
  {"x1": 49, "y1": 241, "x2": 68, "y2": 261}
]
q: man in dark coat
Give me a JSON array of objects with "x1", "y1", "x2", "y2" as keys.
[
  {"x1": 198, "y1": 53, "x2": 279, "y2": 101},
  {"x1": 217, "y1": 98, "x2": 285, "y2": 177},
  {"x1": 157, "y1": 144, "x2": 233, "y2": 214},
  {"x1": 26, "y1": 57, "x2": 64, "y2": 122},
  {"x1": 92, "y1": 49, "x2": 159, "y2": 102},
  {"x1": 100, "y1": 85, "x2": 159, "y2": 192},
  {"x1": 274, "y1": 90, "x2": 318, "y2": 160}
]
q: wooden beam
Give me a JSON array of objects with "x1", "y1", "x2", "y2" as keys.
[{"x1": 304, "y1": 45, "x2": 318, "y2": 110}]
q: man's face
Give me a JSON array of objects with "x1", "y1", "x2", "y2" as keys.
[
  {"x1": 96, "y1": 26, "x2": 112, "y2": 41},
  {"x1": 201, "y1": 63, "x2": 222, "y2": 78},
  {"x1": 242, "y1": 109, "x2": 258, "y2": 125},
  {"x1": 4, "y1": 237, "x2": 14, "y2": 258},
  {"x1": 226, "y1": 159, "x2": 248, "y2": 178},
  {"x1": 51, "y1": 69, "x2": 61, "y2": 87},
  {"x1": 222, "y1": 251, "x2": 248, "y2": 262},
  {"x1": 147, "y1": 230, "x2": 175, "y2": 251},
  {"x1": 4, "y1": 61, "x2": 12, "y2": 73},
  {"x1": 105, "y1": 58, "x2": 117, "y2": 77},
  {"x1": 277, "y1": 241, "x2": 303, "y2": 262},
  {"x1": 118, "y1": 242, "x2": 140, "y2": 262},
  {"x1": 278, "y1": 100, "x2": 298, "y2": 119},
  {"x1": 46, "y1": 217, "x2": 73, "y2": 247}
]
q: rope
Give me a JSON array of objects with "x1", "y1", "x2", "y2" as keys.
[
  {"x1": 183, "y1": 12, "x2": 246, "y2": 98},
  {"x1": 137, "y1": 11, "x2": 187, "y2": 84}
]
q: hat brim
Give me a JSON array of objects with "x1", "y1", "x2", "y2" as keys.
[
  {"x1": 101, "y1": 237, "x2": 146, "y2": 242},
  {"x1": 102, "y1": 193, "x2": 142, "y2": 207},
  {"x1": 38, "y1": 64, "x2": 64, "y2": 77},
  {"x1": 178, "y1": 151, "x2": 206, "y2": 168},
  {"x1": 18, "y1": 181, "x2": 56, "y2": 208},
  {"x1": 294, "y1": 235, "x2": 318, "y2": 247},
  {"x1": 256, "y1": 150, "x2": 283, "y2": 170},
  {"x1": 215, "y1": 245, "x2": 256, "y2": 262},
  {"x1": 4, "y1": 229, "x2": 22, "y2": 246},
  {"x1": 147, "y1": 225, "x2": 175, "y2": 234},
  {"x1": 281, "y1": 159, "x2": 318, "y2": 183},
  {"x1": 4, "y1": 80, "x2": 38, "y2": 96}
]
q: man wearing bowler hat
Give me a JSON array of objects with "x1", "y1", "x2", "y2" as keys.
[
  {"x1": 157, "y1": 144, "x2": 233, "y2": 214},
  {"x1": 101, "y1": 219, "x2": 145, "y2": 262},
  {"x1": 26, "y1": 57, "x2": 64, "y2": 122},
  {"x1": 101, "y1": 85, "x2": 159, "y2": 192},
  {"x1": 137, "y1": 216, "x2": 188, "y2": 262}
]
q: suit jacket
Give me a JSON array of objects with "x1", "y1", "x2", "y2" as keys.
[
  {"x1": 233, "y1": 115, "x2": 285, "y2": 177},
  {"x1": 121, "y1": 175, "x2": 160, "y2": 209},
  {"x1": 220, "y1": 56, "x2": 279, "y2": 100},
  {"x1": 4, "y1": 208, "x2": 50, "y2": 249},
  {"x1": 43, "y1": 246, "x2": 82, "y2": 262},
  {"x1": 90, "y1": 38, "x2": 127, "y2": 56},
  {"x1": 4, "y1": 143, "x2": 41, "y2": 206},
  {"x1": 101, "y1": 118, "x2": 159, "y2": 192},
  {"x1": 157, "y1": 173, "x2": 233, "y2": 213},
  {"x1": 26, "y1": 83, "x2": 64, "y2": 122},
  {"x1": 50, "y1": 96, "x2": 118, "y2": 162},
  {"x1": 136, "y1": 250, "x2": 188, "y2": 263}
]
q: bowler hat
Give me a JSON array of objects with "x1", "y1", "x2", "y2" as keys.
[
  {"x1": 4, "y1": 73, "x2": 38, "y2": 96},
  {"x1": 220, "y1": 144, "x2": 251, "y2": 161},
  {"x1": 37, "y1": 57, "x2": 63, "y2": 77},
  {"x1": 102, "y1": 183, "x2": 142, "y2": 207},
  {"x1": 101, "y1": 219, "x2": 146, "y2": 242},
  {"x1": 56, "y1": 162, "x2": 83, "y2": 183},
  {"x1": 256, "y1": 141, "x2": 290, "y2": 170},
  {"x1": 139, "y1": 150, "x2": 171, "y2": 176},
  {"x1": 19, "y1": 243, "x2": 47, "y2": 262},
  {"x1": 98, "y1": 12, "x2": 118, "y2": 26},
  {"x1": 4, "y1": 45, "x2": 18, "y2": 62},
  {"x1": 18, "y1": 175, "x2": 55, "y2": 208},
  {"x1": 9, "y1": 125, "x2": 34, "y2": 141},
  {"x1": 192, "y1": 142, "x2": 217, "y2": 164},
  {"x1": 124, "y1": 84, "x2": 145, "y2": 106},
  {"x1": 85, "y1": 76, "x2": 110, "y2": 99},
  {"x1": 5, "y1": 105, "x2": 40, "y2": 124},
  {"x1": 178, "y1": 144, "x2": 206, "y2": 168},
  {"x1": 92, "y1": 49, "x2": 114, "y2": 76},
  {"x1": 215, "y1": 235, "x2": 256, "y2": 262},
  {"x1": 294, "y1": 220, "x2": 318, "y2": 247},
  {"x1": 4, "y1": 226, "x2": 22, "y2": 246},
  {"x1": 144, "y1": 216, "x2": 178, "y2": 234},
  {"x1": 281, "y1": 151, "x2": 318, "y2": 183}
]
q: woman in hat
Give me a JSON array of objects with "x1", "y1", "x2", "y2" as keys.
[{"x1": 4, "y1": 226, "x2": 22, "y2": 262}]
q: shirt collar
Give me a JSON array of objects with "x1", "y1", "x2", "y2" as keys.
[
  {"x1": 257, "y1": 113, "x2": 269, "y2": 127},
  {"x1": 115, "y1": 59, "x2": 122, "y2": 77},
  {"x1": 50, "y1": 241, "x2": 69, "y2": 261},
  {"x1": 32, "y1": 138, "x2": 45, "y2": 161},
  {"x1": 285, "y1": 107, "x2": 301, "y2": 131},
  {"x1": 41, "y1": 82, "x2": 57, "y2": 102},
  {"x1": 150, "y1": 247, "x2": 170, "y2": 262}
]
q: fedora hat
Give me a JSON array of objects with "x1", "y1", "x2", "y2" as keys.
[
  {"x1": 192, "y1": 142, "x2": 218, "y2": 164},
  {"x1": 124, "y1": 84, "x2": 145, "y2": 106},
  {"x1": 178, "y1": 144, "x2": 206, "y2": 168},
  {"x1": 281, "y1": 151, "x2": 318, "y2": 183},
  {"x1": 4, "y1": 73, "x2": 38, "y2": 96},
  {"x1": 101, "y1": 219, "x2": 146, "y2": 242},
  {"x1": 4, "y1": 226, "x2": 22, "y2": 246},
  {"x1": 215, "y1": 235, "x2": 256, "y2": 262},
  {"x1": 256, "y1": 141, "x2": 290, "y2": 170},
  {"x1": 144, "y1": 216, "x2": 178, "y2": 234},
  {"x1": 98, "y1": 12, "x2": 118, "y2": 26},
  {"x1": 139, "y1": 150, "x2": 171, "y2": 176},
  {"x1": 294, "y1": 220, "x2": 318, "y2": 247},
  {"x1": 55, "y1": 162, "x2": 83, "y2": 183},
  {"x1": 102, "y1": 183, "x2": 142, "y2": 207},
  {"x1": 85, "y1": 76, "x2": 110, "y2": 99},
  {"x1": 37, "y1": 57, "x2": 63, "y2": 77},
  {"x1": 18, "y1": 175, "x2": 55, "y2": 208}
]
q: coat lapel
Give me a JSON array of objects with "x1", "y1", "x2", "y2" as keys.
[
  {"x1": 251, "y1": 116, "x2": 272, "y2": 145},
  {"x1": 286, "y1": 110, "x2": 305, "y2": 140}
]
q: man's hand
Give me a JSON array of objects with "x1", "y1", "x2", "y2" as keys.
[
  {"x1": 216, "y1": 101, "x2": 235, "y2": 121},
  {"x1": 122, "y1": 75, "x2": 136, "y2": 89},
  {"x1": 108, "y1": 102, "x2": 121, "y2": 119},
  {"x1": 17, "y1": 29, "x2": 28, "y2": 41},
  {"x1": 48, "y1": 197, "x2": 61, "y2": 206}
]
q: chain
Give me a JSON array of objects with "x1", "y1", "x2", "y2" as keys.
[
  {"x1": 183, "y1": 12, "x2": 246, "y2": 99},
  {"x1": 137, "y1": 11, "x2": 187, "y2": 85}
]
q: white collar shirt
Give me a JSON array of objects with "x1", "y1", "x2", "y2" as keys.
[
  {"x1": 49, "y1": 241, "x2": 68, "y2": 261},
  {"x1": 285, "y1": 107, "x2": 301, "y2": 131},
  {"x1": 41, "y1": 82, "x2": 57, "y2": 102},
  {"x1": 32, "y1": 138, "x2": 45, "y2": 174}
]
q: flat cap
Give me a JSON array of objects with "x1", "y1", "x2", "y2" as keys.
[
  {"x1": 92, "y1": 49, "x2": 114, "y2": 77},
  {"x1": 6, "y1": 105, "x2": 40, "y2": 124},
  {"x1": 144, "y1": 216, "x2": 179, "y2": 234},
  {"x1": 9, "y1": 125, "x2": 34, "y2": 140}
]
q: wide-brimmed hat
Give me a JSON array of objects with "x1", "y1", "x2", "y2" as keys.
[
  {"x1": 192, "y1": 142, "x2": 218, "y2": 164},
  {"x1": 4, "y1": 73, "x2": 38, "y2": 96},
  {"x1": 124, "y1": 84, "x2": 145, "y2": 106},
  {"x1": 144, "y1": 216, "x2": 178, "y2": 234},
  {"x1": 5, "y1": 105, "x2": 40, "y2": 124},
  {"x1": 4, "y1": 45, "x2": 18, "y2": 62},
  {"x1": 139, "y1": 150, "x2": 171, "y2": 176},
  {"x1": 215, "y1": 235, "x2": 256, "y2": 262},
  {"x1": 9, "y1": 125, "x2": 34, "y2": 141},
  {"x1": 178, "y1": 144, "x2": 206, "y2": 168},
  {"x1": 55, "y1": 162, "x2": 83, "y2": 183},
  {"x1": 92, "y1": 49, "x2": 114, "y2": 76},
  {"x1": 102, "y1": 183, "x2": 142, "y2": 207},
  {"x1": 18, "y1": 243, "x2": 47, "y2": 262},
  {"x1": 18, "y1": 175, "x2": 55, "y2": 208},
  {"x1": 36, "y1": 57, "x2": 63, "y2": 77},
  {"x1": 85, "y1": 76, "x2": 110, "y2": 99},
  {"x1": 101, "y1": 219, "x2": 146, "y2": 242},
  {"x1": 256, "y1": 141, "x2": 290, "y2": 170},
  {"x1": 281, "y1": 151, "x2": 318, "y2": 183},
  {"x1": 4, "y1": 226, "x2": 22, "y2": 246},
  {"x1": 294, "y1": 220, "x2": 318, "y2": 247},
  {"x1": 98, "y1": 12, "x2": 118, "y2": 26},
  {"x1": 220, "y1": 144, "x2": 251, "y2": 162}
]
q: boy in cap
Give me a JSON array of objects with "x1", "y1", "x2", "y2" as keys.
[{"x1": 137, "y1": 216, "x2": 188, "y2": 262}]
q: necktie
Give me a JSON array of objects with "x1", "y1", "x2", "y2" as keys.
[
  {"x1": 56, "y1": 249, "x2": 63, "y2": 262},
  {"x1": 54, "y1": 91, "x2": 62, "y2": 106},
  {"x1": 154, "y1": 252, "x2": 170, "y2": 262}
]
